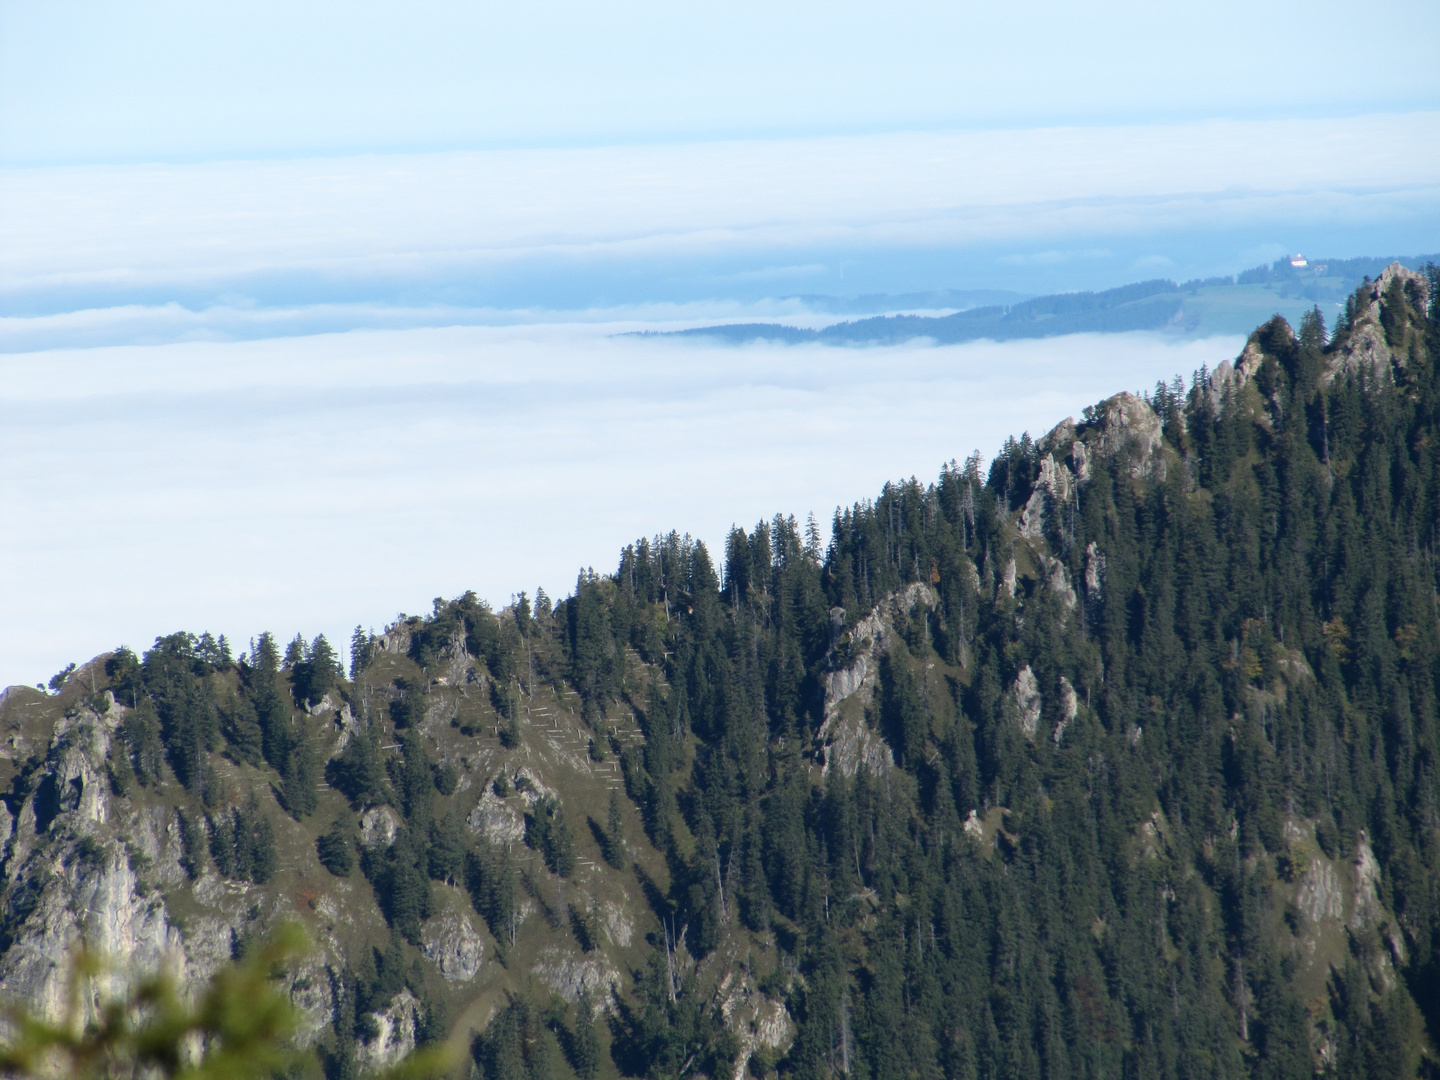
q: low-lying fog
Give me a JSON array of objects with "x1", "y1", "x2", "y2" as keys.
[{"x1": 1, "y1": 324, "x2": 1242, "y2": 688}]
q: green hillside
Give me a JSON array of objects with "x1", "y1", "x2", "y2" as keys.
[{"x1": 3, "y1": 263, "x2": 1440, "y2": 1080}]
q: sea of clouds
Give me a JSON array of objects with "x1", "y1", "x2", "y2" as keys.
[
  {"x1": 1, "y1": 324, "x2": 1247, "y2": 688},
  {"x1": 3, "y1": 112, "x2": 1439, "y2": 686},
  {"x1": 4, "y1": 113, "x2": 1439, "y2": 339}
]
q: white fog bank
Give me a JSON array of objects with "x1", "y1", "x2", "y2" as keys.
[{"x1": 1, "y1": 326, "x2": 1242, "y2": 689}]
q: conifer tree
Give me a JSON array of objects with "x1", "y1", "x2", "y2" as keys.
[
  {"x1": 349, "y1": 626, "x2": 373, "y2": 681},
  {"x1": 317, "y1": 821, "x2": 354, "y2": 877},
  {"x1": 278, "y1": 728, "x2": 320, "y2": 820},
  {"x1": 566, "y1": 995, "x2": 600, "y2": 1080},
  {"x1": 603, "y1": 789, "x2": 626, "y2": 869}
]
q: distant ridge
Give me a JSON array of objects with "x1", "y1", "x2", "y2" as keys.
[
  {"x1": 643, "y1": 253, "x2": 1440, "y2": 345},
  {"x1": 784, "y1": 287, "x2": 1028, "y2": 316}
]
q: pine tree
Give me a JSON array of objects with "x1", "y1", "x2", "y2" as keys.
[
  {"x1": 176, "y1": 808, "x2": 205, "y2": 880},
  {"x1": 327, "y1": 724, "x2": 388, "y2": 808},
  {"x1": 245, "y1": 797, "x2": 278, "y2": 884},
  {"x1": 208, "y1": 811, "x2": 237, "y2": 876},
  {"x1": 296, "y1": 633, "x2": 341, "y2": 707},
  {"x1": 317, "y1": 821, "x2": 354, "y2": 877},
  {"x1": 1298, "y1": 304, "x2": 1327, "y2": 349},
  {"x1": 426, "y1": 814, "x2": 464, "y2": 885},
  {"x1": 465, "y1": 841, "x2": 518, "y2": 945},
  {"x1": 279, "y1": 726, "x2": 320, "y2": 820},
  {"x1": 567, "y1": 995, "x2": 600, "y2": 1080},
  {"x1": 604, "y1": 789, "x2": 626, "y2": 869},
  {"x1": 349, "y1": 626, "x2": 373, "y2": 681},
  {"x1": 283, "y1": 635, "x2": 305, "y2": 668},
  {"x1": 248, "y1": 633, "x2": 292, "y2": 771}
]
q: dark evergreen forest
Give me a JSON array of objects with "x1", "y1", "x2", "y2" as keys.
[{"x1": 72, "y1": 265, "x2": 1440, "y2": 1080}]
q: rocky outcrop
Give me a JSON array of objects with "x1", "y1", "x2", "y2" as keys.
[
  {"x1": 1083, "y1": 542, "x2": 1105, "y2": 603},
  {"x1": 1204, "y1": 337, "x2": 1269, "y2": 403},
  {"x1": 964, "y1": 810, "x2": 984, "y2": 842},
  {"x1": 604, "y1": 899, "x2": 634, "y2": 947},
  {"x1": 1011, "y1": 666, "x2": 1041, "y2": 741},
  {"x1": 421, "y1": 907, "x2": 484, "y2": 983},
  {"x1": 357, "y1": 989, "x2": 418, "y2": 1070},
  {"x1": 532, "y1": 947, "x2": 620, "y2": 1009},
  {"x1": 1329, "y1": 263, "x2": 1430, "y2": 382},
  {"x1": 1350, "y1": 833, "x2": 1383, "y2": 932},
  {"x1": 371, "y1": 622, "x2": 414, "y2": 657},
  {"x1": 0, "y1": 700, "x2": 283, "y2": 1041},
  {"x1": 1054, "y1": 677, "x2": 1078, "y2": 745},
  {"x1": 512, "y1": 767, "x2": 558, "y2": 805},
  {"x1": 0, "y1": 848, "x2": 181, "y2": 1025},
  {"x1": 1018, "y1": 454, "x2": 1075, "y2": 542},
  {"x1": 359, "y1": 805, "x2": 400, "y2": 848},
  {"x1": 466, "y1": 790, "x2": 525, "y2": 845},
  {"x1": 1038, "y1": 554, "x2": 1077, "y2": 609},
  {"x1": 1032, "y1": 395, "x2": 1166, "y2": 493},
  {"x1": 0, "y1": 708, "x2": 185, "y2": 1024},
  {"x1": 999, "y1": 558, "x2": 1017, "y2": 599},
  {"x1": 718, "y1": 974, "x2": 795, "y2": 1080},
  {"x1": 1295, "y1": 858, "x2": 1343, "y2": 925},
  {"x1": 1094, "y1": 393, "x2": 1165, "y2": 480},
  {"x1": 818, "y1": 584, "x2": 937, "y2": 776}
]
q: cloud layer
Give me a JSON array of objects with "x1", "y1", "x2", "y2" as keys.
[
  {"x1": 0, "y1": 324, "x2": 1245, "y2": 688},
  {"x1": 3, "y1": 114, "x2": 1437, "y2": 327}
]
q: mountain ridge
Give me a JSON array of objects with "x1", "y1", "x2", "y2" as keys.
[
  {"x1": 645, "y1": 253, "x2": 1440, "y2": 346},
  {"x1": 3, "y1": 261, "x2": 1440, "y2": 1080}
]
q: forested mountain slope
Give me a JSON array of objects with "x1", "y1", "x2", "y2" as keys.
[{"x1": 3, "y1": 263, "x2": 1440, "y2": 1080}]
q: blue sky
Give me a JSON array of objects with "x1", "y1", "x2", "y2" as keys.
[
  {"x1": 4, "y1": 0, "x2": 1438, "y2": 163},
  {"x1": 2, "y1": 1, "x2": 1438, "y2": 316},
  {"x1": 1, "y1": 1, "x2": 1438, "y2": 686}
]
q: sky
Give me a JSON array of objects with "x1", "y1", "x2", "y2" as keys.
[
  {"x1": 1, "y1": 0, "x2": 1438, "y2": 686},
  {"x1": 3, "y1": 1, "x2": 1438, "y2": 163}
]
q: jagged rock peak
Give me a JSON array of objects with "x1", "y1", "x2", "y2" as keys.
[
  {"x1": 1029, "y1": 391, "x2": 1165, "y2": 505},
  {"x1": 1328, "y1": 261, "x2": 1431, "y2": 382}
]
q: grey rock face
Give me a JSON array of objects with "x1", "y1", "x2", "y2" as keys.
[
  {"x1": 1096, "y1": 393, "x2": 1165, "y2": 480},
  {"x1": 1054, "y1": 677, "x2": 1078, "y2": 745},
  {"x1": 358, "y1": 989, "x2": 418, "y2": 1070},
  {"x1": 466, "y1": 790, "x2": 525, "y2": 845},
  {"x1": 1296, "y1": 859, "x2": 1343, "y2": 925},
  {"x1": 360, "y1": 806, "x2": 400, "y2": 848},
  {"x1": 532, "y1": 947, "x2": 620, "y2": 1009},
  {"x1": 1019, "y1": 453, "x2": 1075, "y2": 542},
  {"x1": 818, "y1": 583, "x2": 937, "y2": 777},
  {"x1": 717, "y1": 972, "x2": 795, "y2": 1080},
  {"x1": 421, "y1": 908, "x2": 484, "y2": 983},
  {"x1": 1038, "y1": 554, "x2": 1077, "y2": 609},
  {"x1": 0, "y1": 707, "x2": 189, "y2": 1028},
  {"x1": 371, "y1": 622, "x2": 414, "y2": 657},
  {"x1": 1351, "y1": 833, "x2": 1383, "y2": 932},
  {"x1": 604, "y1": 899, "x2": 634, "y2": 947},
  {"x1": 1000, "y1": 558, "x2": 1017, "y2": 599},
  {"x1": 1011, "y1": 666, "x2": 1041, "y2": 742},
  {"x1": 1329, "y1": 263, "x2": 1430, "y2": 382}
]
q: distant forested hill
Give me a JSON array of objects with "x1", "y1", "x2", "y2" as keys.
[
  {"x1": 657, "y1": 253, "x2": 1440, "y2": 345},
  {"x1": 3, "y1": 263, "x2": 1440, "y2": 1080}
]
